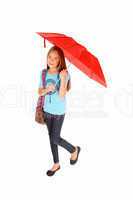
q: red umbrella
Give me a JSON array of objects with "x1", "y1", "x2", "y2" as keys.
[{"x1": 36, "y1": 32, "x2": 107, "y2": 87}]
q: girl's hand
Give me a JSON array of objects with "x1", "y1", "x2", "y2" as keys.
[
  {"x1": 59, "y1": 69, "x2": 68, "y2": 80},
  {"x1": 38, "y1": 88, "x2": 45, "y2": 96},
  {"x1": 46, "y1": 83, "x2": 56, "y2": 93},
  {"x1": 38, "y1": 84, "x2": 56, "y2": 96}
]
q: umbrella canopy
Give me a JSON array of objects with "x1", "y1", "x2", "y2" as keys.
[{"x1": 36, "y1": 32, "x2": 107, "y2": 87}]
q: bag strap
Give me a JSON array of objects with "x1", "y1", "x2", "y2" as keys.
[
  {"x1": 42, "y1": 68, "x2": 47, "y2": 88},
  {"x1": 36, "y1": 69, "x2": 47, "y2": 109}
]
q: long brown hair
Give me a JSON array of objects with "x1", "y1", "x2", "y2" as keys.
[{"x1": 46, "y1": 46, "x2": 71, "y2": 91}]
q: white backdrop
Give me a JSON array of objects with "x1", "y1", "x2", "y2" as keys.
[{"x1": 0, "y1": 0, "x2": 133, "y2": 199}]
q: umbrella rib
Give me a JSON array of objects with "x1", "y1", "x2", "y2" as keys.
[{"x1": 37, "y1": 33, "x2": 107, "y2": 87}]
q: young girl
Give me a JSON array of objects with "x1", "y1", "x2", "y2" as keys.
[{"x1": 38, "y1": 46, "x2": 81, "y2": 176}]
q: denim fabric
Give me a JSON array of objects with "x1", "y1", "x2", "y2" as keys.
[{"x1": 44, "y1": 111, "x2": 76, "y2": 163}]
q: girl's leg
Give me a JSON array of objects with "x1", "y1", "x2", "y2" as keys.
[
  {"x1": 51, "y1": 114, "x2": 76, "y2": 153},
  {"x1": 44, "y1": 112, "x2": 60, "y2": 163},
  {"x1": 49, "y1": 137, "x2": 59, "y2": 163}
]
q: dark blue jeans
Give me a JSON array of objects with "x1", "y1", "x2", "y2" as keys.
[{"x1": 44, "y1": 111, "x2": 76, "y2": 163}]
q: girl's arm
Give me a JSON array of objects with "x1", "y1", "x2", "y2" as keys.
[
  {"x1": 58, "y1": 78, "x2": 67, "y2": 98},
  {"x1": 38, "y1": 84, "x2": 56, "y2": 96},
  {"x1": 58, "y1": 70, "x2": 69, "y2": 98},
  {"x1": 38, "y1": 88, "x2": 48, "y2": 96}
]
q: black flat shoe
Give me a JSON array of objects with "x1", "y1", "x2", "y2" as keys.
[
  {"x1": 70, "y1": 146, "x2": 81, "y2": 165},
  {"x1": 46, "y1": 166, "x2": 61, "y2": 176}
]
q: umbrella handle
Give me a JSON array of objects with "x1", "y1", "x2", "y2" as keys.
[
  {"x1": 54, "y1": 70, "x2": 70, "y2": 86},
  {"x1": 53, "y1": 64, "x2": 71, "y2": 88},
  {"x1": 67, "y1": 62, "x2": 71, "y2": 68},
  {"x1": 44, "y1": 39, "x2": 46, "y2": 48},
  {"x1": 55, "y1": 78, "x2": 60, "y2": 87}
]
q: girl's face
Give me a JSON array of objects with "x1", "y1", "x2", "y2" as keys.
[{"x1": 47, "y1": 50, "x2": 60, "y2": 69}]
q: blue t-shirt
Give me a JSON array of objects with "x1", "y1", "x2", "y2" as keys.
[{"x1": 39, "y1": 69, "x2": 70, "y2": 115}]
